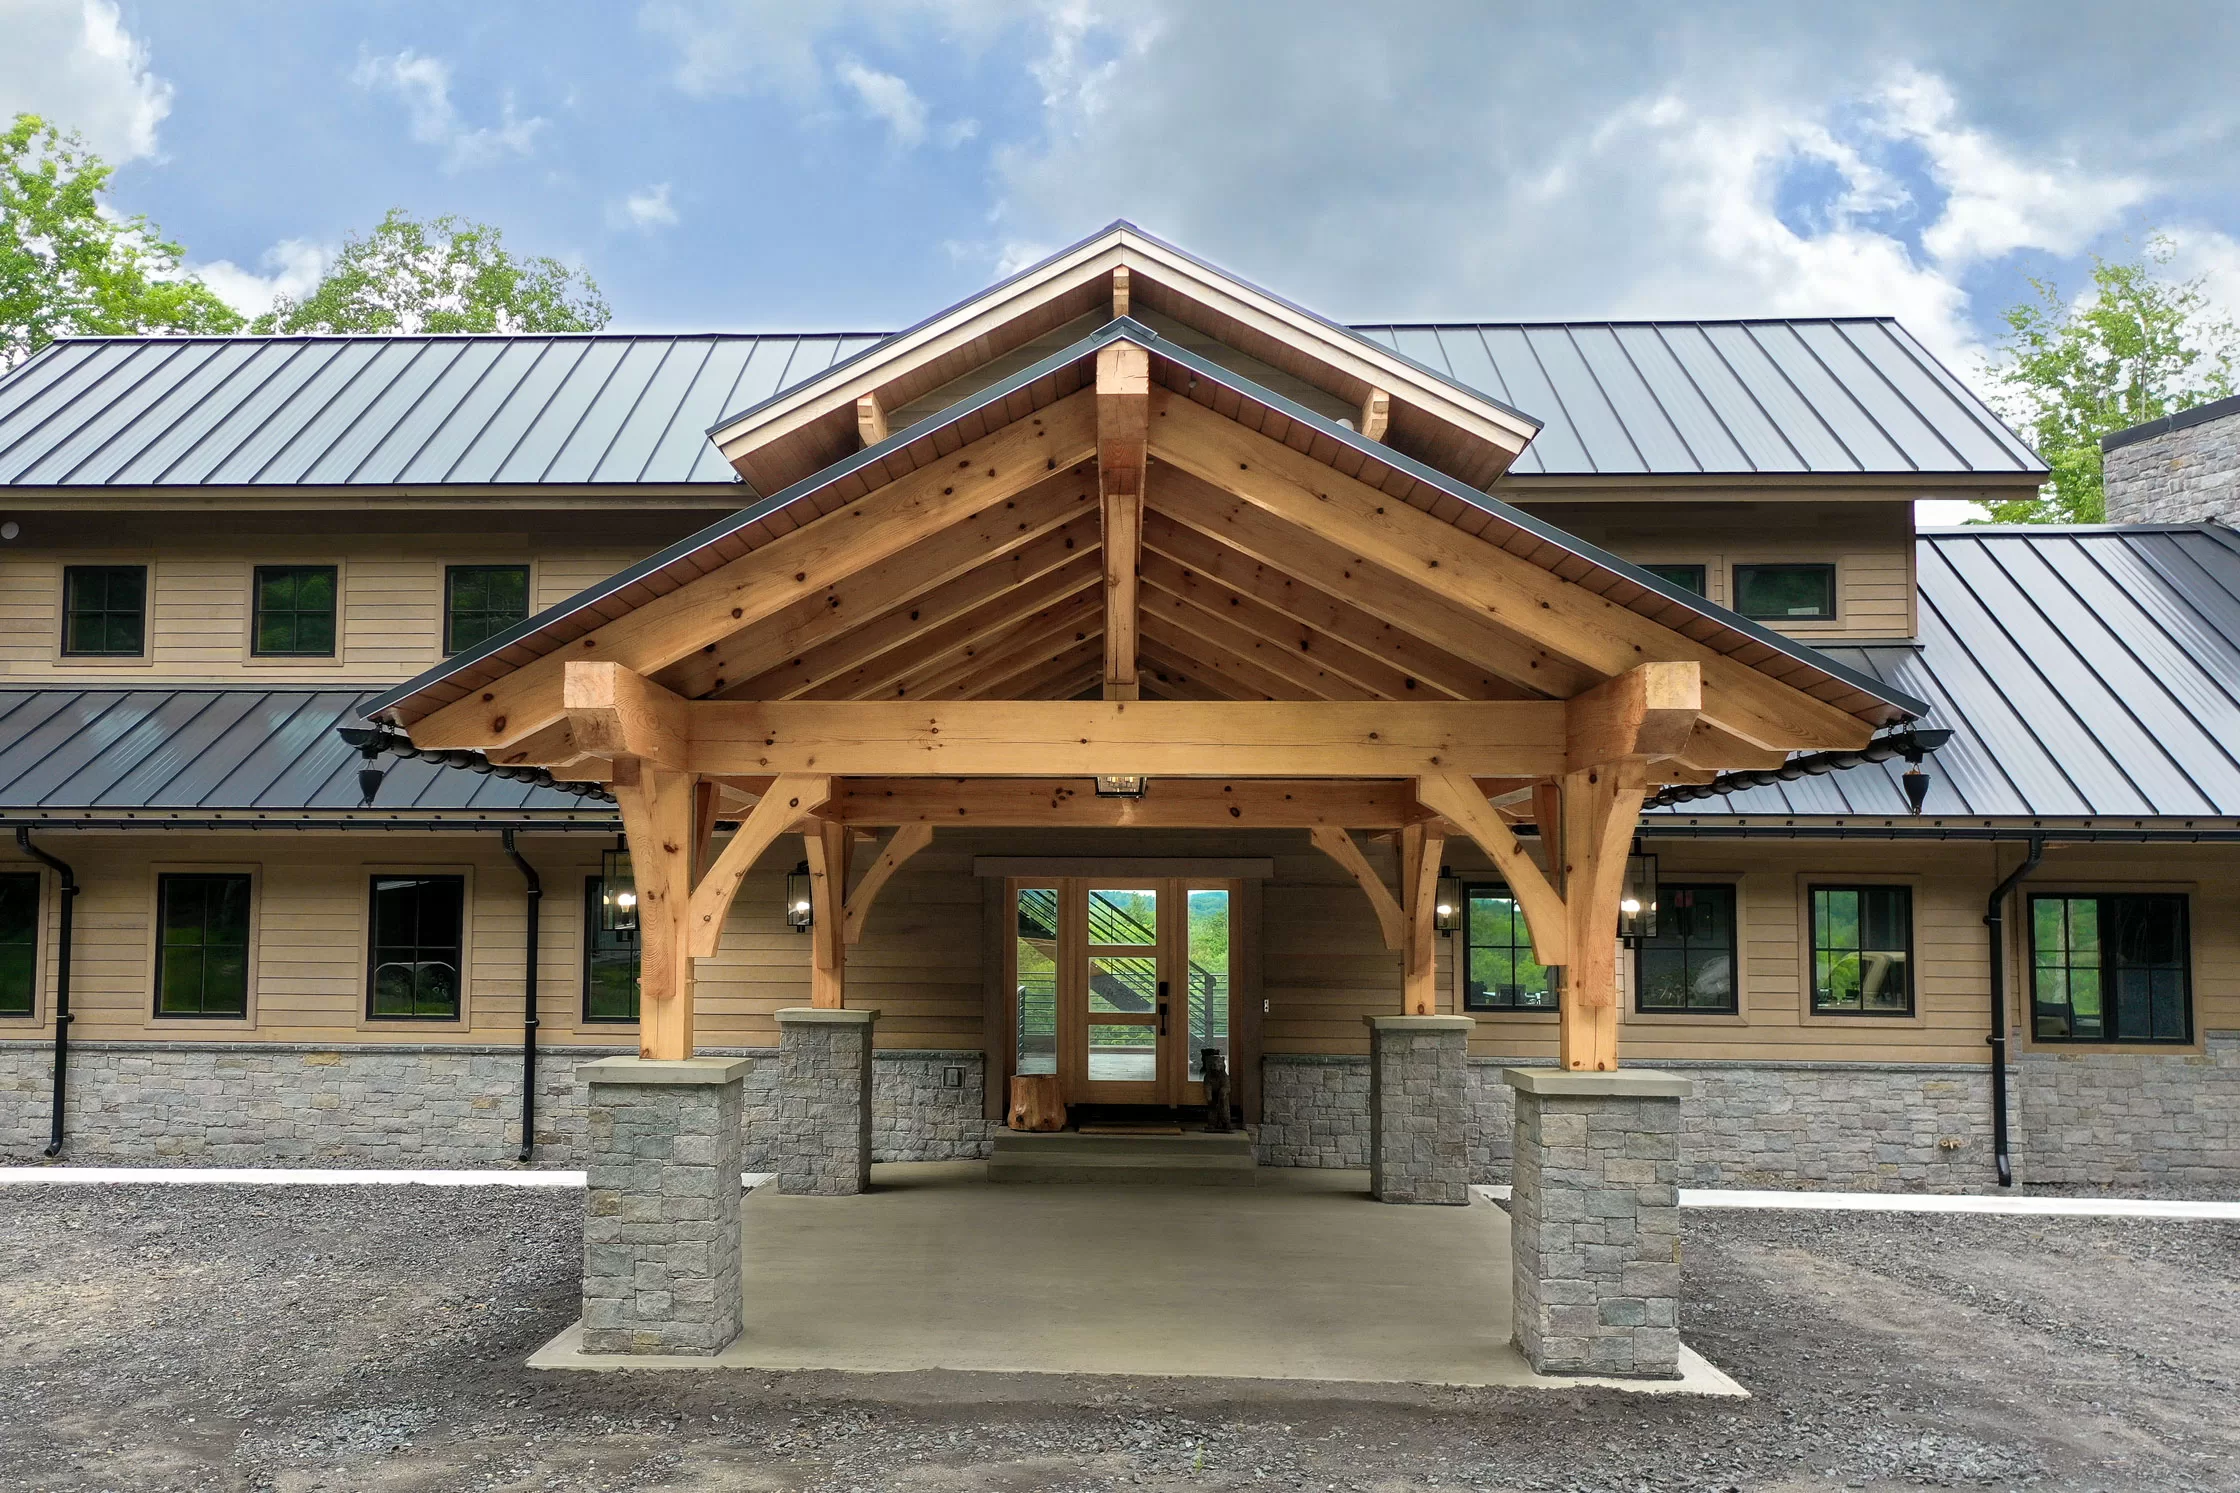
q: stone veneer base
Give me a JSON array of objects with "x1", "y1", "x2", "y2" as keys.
[{"x1": 1363, "y1": 1016, "x2": 1473, "y2": 1204}]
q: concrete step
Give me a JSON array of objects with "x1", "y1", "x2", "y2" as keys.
[
  {"x1": 988, "y1": 1128, "x2": 1259, "y2": 1185},
  {"x1": 991, "y1": 1130, "x2": 1256, "y2": 1159}
]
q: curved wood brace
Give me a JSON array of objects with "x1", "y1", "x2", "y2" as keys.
[
  {"x1": 687, "y1": 773, "x2": 832, "y2": 957},
  {"x1": 1309, "y1": 827, "x2": 1404, "y2": 952}
]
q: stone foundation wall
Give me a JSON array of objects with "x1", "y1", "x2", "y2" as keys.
[
  {"x1": 1265, "y1": 1045, "x2": 2239, "y2": 1190},
  {"x1": 0, "y1": 1041, "x2": 993, "y2": 1167}
]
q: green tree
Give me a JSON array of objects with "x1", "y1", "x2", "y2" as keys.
[
  {"x1": 1984, "y1": 237, "x2": 2240, "y2": 523},
  {"x1": 254, "y1": 209, "x2": 609, "y2": 335},
  {"x1": 0, "y1": 113, "x2": 244, "y2": 367}
]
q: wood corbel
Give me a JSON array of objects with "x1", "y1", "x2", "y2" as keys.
[
  {"x1": 1565, "y1": 661, "x2": 1701, "y2": 772},
  {"x1": 564, "y1": 661, "x2": 690, "y2": 772}
]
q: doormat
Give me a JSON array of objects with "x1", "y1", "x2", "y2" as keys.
[{"x1": 1077, "y1": 1122, "x2": 1186, "y2": 1136}]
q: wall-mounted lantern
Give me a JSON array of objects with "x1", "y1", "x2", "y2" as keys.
[
  {"x1": 1617, "y1": 841, "x2": 1659, "y2": 942},
  {"x1": 1433, "y1": 869, "x2": 1462, "y2": 935},
  {"x1": 786, "y1": 861, "x2": 814, "y2": 933},
  {"x1": 598, "y1": 839, "x2": 638, "y2": 933},
  {"x1": 1093, "y1": 774, "x2": 1149, "y2": 799}
]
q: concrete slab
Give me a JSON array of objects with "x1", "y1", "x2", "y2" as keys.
[{"x1": 532, "y1": 1162, "x2": 1744, "y2": 1395}]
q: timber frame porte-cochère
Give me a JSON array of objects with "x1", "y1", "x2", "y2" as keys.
[{"x1": 360, "y1": 226, "x2": 1926, "y2": 1080}]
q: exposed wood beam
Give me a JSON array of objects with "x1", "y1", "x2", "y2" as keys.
[
  {"x1": 1397, "y1": 821, "x2": 1446, "y2": 1015},
  {"x1": 1414, "y1": 769, "x2": 1569, "y2": 966},
  {"x1": 488, "y1": 716, "x2": 612, "y2": 776},
  {"x1": 856, "y1": 392, "x2": 889, "y2": 447},
  {"x1": 1140, "y1": 579, "x2": 1376, "y2": 700},
  {"x1": 1358, "y1": 387, "x2": 1390, "y2": 443},
  {"x1": 723, "y1": 514, "x2": 1100, "y2": 701},
  {"x1": 907, "y1": 597, "x2": 1102, "y2": 700},
  {"x1": 1674, "y1": 718, "x2": 1788, "y2": 773},
  {"x1": 843, "y1": 823, "x2": 934, "y2": 943},
  {"x1": 687, "y1": 773, "x2": 831, "y2": 958},
  {"x1": 691, "y1": 780, "x2": 722, "y2": 881},
  {"x1": 1139, "y1": 548, "x2": 1433, "y2": 701},
  {"x1": 685, "y1": 699, "x2": 1568, "y2": 776},
  {"x1": 677, "y1": 479, "x2": 1097, "y2": 700},
  {"x1": 564, "y1": 661, "x2": 690, "y2": 772},
  {"x1": 799, "y1": 554, "x2": 1102, "y2": 701},
  {"x1": 822, "y1": 776, "x2": 1431, "y2": 828},
  {"x1": 1565, "y1": 661, "x2": 1702, "y2": 772},
  {"x1": 1134, "y1": 651, "x2": 1231, "y2": 701},
  {"x1": 609, "y1": 759, "x2": 698, "y2": 1060},
  {"x1": 1111, "y1": 264, "x2": 1130, "y2": 319},
  {"x1": 949, "y1": 632, "x2": 1105, "y2": 702},
  {"x1": 1309, "y1": 827, "x2": 1404, "y2": 952},
  {"x1": 1139, "y1": 509, "x2": 1524, "y2": 700},
  {"x1": 805, "y1": 819, "x2": 851, "y2": 1007},
  {"x1": 1098, "y1": 341, "x2": 1149, "y2": 701},
  {"x1": 1138, "y1": 608, "x2": 1322, "y2": 701},
  {"x1": 407, "y1": 390, "x2": 1100, "y2": 751},
  {"x1": 1559, "y1": 761, "x2": 1649, "y2": 1072},
  {"x1": 1147, "y1": 392, "x2": 1876, "y2": 754}
]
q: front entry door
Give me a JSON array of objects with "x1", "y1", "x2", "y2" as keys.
[{"x1": 1010, "y1": 877, "x2": 1234, "y2": 1108}]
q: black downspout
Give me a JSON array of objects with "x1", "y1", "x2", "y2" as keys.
[
  {"x1": 501, "y1": 830, "x2": 542, "y2": 1165},
  {"x1": 1984, "y1": 834, "x2": 2044, "y2": 1188},
  {"x1": 16, "y1": 829, "x2": 76, "y2": 1159}
]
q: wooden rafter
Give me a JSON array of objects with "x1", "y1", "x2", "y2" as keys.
[
  {"x1": 1097, "y1": 341, "x2": 1149, "y2": 700},
  {"x1": 949, "y1": 633, "x2": 1104, "y2": 702},
  {"x1": 407, "y1": 392, "x2": 1100, "y2": 751},
  {"x1": 799, "y1": 554, "x2": 1103, "y2": 701},
  {"x1": 1308, "y1": 827, "x2": 1404, "y2": 951},
  {"x1": 856, "y1": 392, "x2": 889, "y2": 447},
  {"x1": 902, "y1": 596, "x2": 1102, "y2": 700},
  {"x1": 1139, "y1": 580, "x2": 1377, "y2": 700},
  {"x1": 1134, "y1": 652, "x2": 1230, "y2": 700},
  {"x1": 1139, "y1": 602, "x2": 1337, "y2": 701}
]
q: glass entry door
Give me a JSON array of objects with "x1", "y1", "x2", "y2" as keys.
[{"x1": 1010, "y1": 877, "x2": 1234, "y2": 1108}]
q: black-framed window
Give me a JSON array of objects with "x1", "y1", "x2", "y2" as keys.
[
  {"x1": 62, "y1": 564, "x2": 146, "y2": 656},
  {"x1": 2030, "y1": 894, "x2": 2191, "y2": 1044},
  {"x1": 445, "y1": 565, "x2": 531, "y2": 655},
  {"x1": 1642, "y1": 563, "x2": 1707, "y2": 596},
  {"x1": 1733, "y1": 563, "x2": 1836, "y2": 621},
  {"x1": 251, "y1": 565, "x2": 338, "y2": 656},
  {"x1": 155, "y1": 873, "x2": 252, "y2": 1018},
  {"x1": 583, "y1": 875, "x2": 640, "y2": 1022},
  {"x1": 0, "y1": 872, "x2": 38, "y2": 1016},
  {"x1": 1810, "y1": 884, "x2": 1912, "y2": 1015},
  {"x1": 367, "y1": 875, "x2": 464, "y2": 1020},
  {"x1": 1463, "y1": 885, "x2": 1557, "y2": 1011},
  {"x1": 1634, "y1": 883, "x2": 1738, "y2": 1013}
]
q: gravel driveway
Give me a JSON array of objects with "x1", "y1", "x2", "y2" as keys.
[{"x1": 0, "y1": 1183, "x2": 2232, "y2": 1492}]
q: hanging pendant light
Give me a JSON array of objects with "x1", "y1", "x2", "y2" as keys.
[
  {"x1": 1618, "y1": 839, "x2": 1659, "y2": 942},
  {"x1": 786, "y1": 861, "x2": 814, "y2": 933},
  {"x1": 599, "y1": 838, "x2": 637, "y2": 933}
]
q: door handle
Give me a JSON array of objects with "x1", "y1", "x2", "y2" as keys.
[{"x1": 1157, "y1": 980, "x2": 1169, "y2": 1036}]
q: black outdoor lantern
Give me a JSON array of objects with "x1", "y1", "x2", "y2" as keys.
[
  {"x1": 598, "y1": 838, "x2": 638, "y2": 933},
  {"x1": 1433, "y1": 869, "x2": 1462, "y2": 935},
  {"x1": 1617, "y1": 840, "x2": 1659, "y2": 942},
  {"x1": 1093, "y1": 773, "x2": 1149, "y2": 799},
  {"x1": 786, "y1": 861, "x2": 815, "y2": 933}
]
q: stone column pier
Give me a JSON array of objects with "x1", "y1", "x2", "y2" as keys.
[
  {"x1": 776, "y1": 1007, "x2": 878, "y2": 1195},
  {"x1": 1505, "y1": 1067, "x2": 1690, "y2": 1377},
  {"x1": 1363, "y1": 1014, "x2": 1473, "y2": 1203},
  {"x1": 579, "y1": 1056, "x2": 749, "y2": 1356}
]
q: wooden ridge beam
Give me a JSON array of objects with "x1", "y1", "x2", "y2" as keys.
[
  {"x1": 1098, "y1": 341, "x2": 1149, "y2": 701},
  {"x1": 1140, "y1": 510, "x2": 1521, "y2": 700},
  {"x1": 1309, "y1": 827, "x2": 1404, "y2": 951},
  {"x1": 843, "y1": 823, "x2": 934, "y2": 943},
  {"x1": 407, "y1": 390, "x2": 1100, "y2": 751},
  {"x1": 822, "y1": 776, "x2": 1430, "y2": 828},
  {"x1": 722, "y1": 512, "x2": 1100, "y2": 700},
  {"x1": 1147, "y1": 394, "x2": 1876, "y2": 753},
  {"x1": 684, "y1": 699, "x2": 1569, "y2": 776}
]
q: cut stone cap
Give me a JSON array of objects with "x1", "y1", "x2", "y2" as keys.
[
  {"x1": 1503, "y1": 1067, "x2": 1692, "y2": 1098},
  {"x1": 775, "y1": 1007, "x2": 880, "y2": 1025},
  {"x1": 1364, "y1": 1014, "x2": 1475, "y2": 1032},
  {"x1": 577, "y1": 1055, "x2": 755, "y2": 1086}
]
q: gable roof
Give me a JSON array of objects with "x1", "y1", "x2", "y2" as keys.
[
  {"x1": 361, "y1": 318, "x2": 1927, "y2": 734},
  {"x1": 1652, "y1": 525, "x2": 2240, "y2": 822}
]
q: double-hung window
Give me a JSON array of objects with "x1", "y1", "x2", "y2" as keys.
[
  {"x1": 63, "y1": 565, "x2": 147, "y2": 656},
  {"x1": 582, "y1": 876, "x2": 640, "y2": 1022},
  {"x1": 2030, "y1": 894, "x2": 2191, "y2": 1043},
  {"x1": 367, "y1": 875, "x2": 465, "y2": 1020},
  {"x1": 252, "y1": 565, "x2": 338, "y2": 656},
  {"x1": 155, "y1": 873, "x2": 252, "y2": 1017},
  {"x1": 1463, "y1": 884, "x2": 1557, "y2": 1010},
  {"x1": 1634, "y1": 883, "x2": 1738, "y2": 1013},
  {"x1": 0, "y1": 872, "x2": 39, "y2": 1016},
  {"x1": 1810, "y1": 884, "x2": 1912, "y2": 1015}
]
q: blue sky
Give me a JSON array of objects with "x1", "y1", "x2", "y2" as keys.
[{"x1": 8, "y1": 0, "x2": 2240, "y2": 515}]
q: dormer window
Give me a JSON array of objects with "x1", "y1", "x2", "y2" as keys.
[{"x1": 1733, "y1": 563, "x2": 1836, "y2": 622}]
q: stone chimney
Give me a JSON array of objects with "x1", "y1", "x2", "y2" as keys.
[{"x1": 2102, "y1": 395, "x2": 2240, "y2": 525}]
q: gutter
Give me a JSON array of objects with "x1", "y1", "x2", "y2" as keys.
[
  {"x1": 0, "y1": 817, "x2": 617, "y2": 833},
  {"x1": 500, "y1": 830, "x2": 542, "y2": 1165},
  {"x1": 14, "y1": 829, "x2": 76, "y2": 1159},
  {"x1": 1983, "y1": 836, "x2": 2044, "y2": 1189}
]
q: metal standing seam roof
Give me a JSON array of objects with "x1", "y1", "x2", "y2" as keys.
[
  {"x1": 0, "y1": 322, "x2": 2041, "y2": 489},
  {"x1": 358, "y1": 320, "x2": 1927, "y2": 733},
  {"x1": 0, "y1": 688, "x2": 601, "y2": 818},
  {"x1": 1651, "y1": 526, "x2": 2240, "y2": 821}
]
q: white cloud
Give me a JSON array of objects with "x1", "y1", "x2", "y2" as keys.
[
  {"x1": 351, "y1": 49, "x2": 546, "y2": 172},
  {"x1": 610, "y1": 182, "x2": 681, "y2": 232},
  {"x1": 836, "y1": 57, "x2": 927, "y2": 148},
  {"x1": 189, "y1": 239, "x2": 333, "y2": 318},
  {"x1": 0, "y1": 0, "x2": 171, "y2": 163}
]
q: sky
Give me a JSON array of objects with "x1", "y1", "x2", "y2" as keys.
[{"x1": 7, "y1": 0, "x2": 2240, "y2": 523}]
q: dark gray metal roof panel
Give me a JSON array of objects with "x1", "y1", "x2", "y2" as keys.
[
  {"x1": 0, "y1": 688, "x2": 592, "y2": 814},
  {"x1": 0, "y1": 314, "x2": 2041, "y2": 487},
  {"x1": 1652, "y1": 527, "x2": 2240, "y2": 821}
]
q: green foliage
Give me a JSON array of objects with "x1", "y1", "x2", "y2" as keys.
[
  {"x1": 0, "y1": 113, "x2": 243, "y2": 367},
  {"x1": 1984, "y1": 236, "x2": 2240, "y2": 523},
  {"x1": 254, "y1": 209, "x2": 609, "y2": 335}
]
